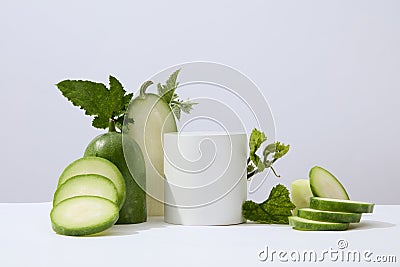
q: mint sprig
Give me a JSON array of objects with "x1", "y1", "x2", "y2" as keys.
[
  {"x1": 157, "y1": 69, "x2": 197, "y2": 120},
  {"x1": 56, "y1": 75, "x2": 132, "y2": 131},
  {"x1": 242, "y1": 184, "x2": 295, "y2": 224}
]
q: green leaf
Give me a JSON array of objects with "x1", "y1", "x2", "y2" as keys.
[
  {"x1": 157, "y1": 69, "x2": 180, "y2": 104},
  {"x1": 179, "y1": 99, "x2": 197, "y2": 114},
  {"x1": 263, "y1": 143, "x2": 276, "y2": 159},
  {"x1": 109, "y1": 75, "x2": 125, "y2": 117},
  {"x1": 56, "y1": 76, "x2": 133, "y2": 130},
  {"x1": 170, "y1": 99, "x2": 197, "y2": 119},
  {"x1": 123, "y1": 92, "x2": 133, "y2": 110},
  {"x1": 274, "y1": 142, "x2": 290, "y2": 160},
  {"x1": 249, "y1": 128, "x2": 267, "y2": 168},
  {"x1": 242, "y1": 184, "x2": 295, "y2": 224},
  {"x1": 92, "y1": 116, "x2": 109, "y2": 129},
  {"x1": 172, "y1": 106, "x2": 181, "y2": 120},
  {"x1": 257, "y1": 161, "x2": 266, "y2": 172},
  {"x1": 56, "y1": 80, "x2": 110, "y2": 117},
  {"x1": 247, "y1": 164, "x2": 255, "y2": 173},
  {"x1": 157, "y1": 69, "x2": 197, "y2": 120}
]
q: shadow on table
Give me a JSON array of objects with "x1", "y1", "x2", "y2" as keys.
[
  {"x1": 89, "y1": 217, "x2": 168, "y2": 237},
  {"x1": 240, "y1": 222, "x2": 289, "y2": 228},
  {"x1": 348, "y1": 220, "x2": 396, "y2": 231},
  {"x1": 234, "y1": 220, "x2": 396, "y2": 231}
]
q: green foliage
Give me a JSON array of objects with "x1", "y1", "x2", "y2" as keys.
[
  {"x1": 157, "y1": 69, "x2": 197, "y2": 120},
  {"x1": 247, "y1": 128, "x2": 290, "y2": 179},
  {"x1": 56, "y1": 75, "x2": 133, "y2": 131},
  {"x1": 242, "y1": 184, "x2": 295, "y2": 224},
  {"x1": 249, "y1": 129, "x2": 267, "y2": 171}
]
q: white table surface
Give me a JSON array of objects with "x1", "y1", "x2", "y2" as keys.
[{"x1": 0, "y1": 203, "x2": 399, "y2": 267}]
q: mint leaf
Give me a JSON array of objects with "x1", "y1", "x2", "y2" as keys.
[
  {"x1": 92, "y1": 115, "x2": 109, "y2": 129},
  {"x1": 57, "y1": 80, "x2": 109, "y2": 117},
  {"x1": 242, "y1": 184, "x2": 295, "y2": 224},
  {"x1": 56, "y1": 76, "x2": 132, "y2": 131},
  {"x1": 109, "y1": 75, "x2": 125, "y2": 117},
  {"x1": 123, "y1": 92, "x2": 133, "y2": 110}
]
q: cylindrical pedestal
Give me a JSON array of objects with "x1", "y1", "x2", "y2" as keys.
[{"x1": 163, "y1": 132, "x2": 247, "y2": 225}]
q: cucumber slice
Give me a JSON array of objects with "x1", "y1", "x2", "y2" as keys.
[
  {"x1": 310, "y1": 197, "x2": 374, "y2": 213},
  {"x1": 58, "y1": 157, "x2": 125, "y2": 208},
  {"x1": 53, "y1": 174, "x2": 119, "y2": 207},
  {"x1": 51, "y1": 196, "x2": 119, "y2": 236},
  {"x1": 289, "y1": 216, "x2": 349, "y2": 231},
  {"x1": 309, "y1": 166, "x2": 349, "y2": 200},
  {"x1": 298, "y1": 208, "x2": 361, "y2": 223},
  {"x1": 290, "y1": 179, "x2": 313, "y2": 215}
]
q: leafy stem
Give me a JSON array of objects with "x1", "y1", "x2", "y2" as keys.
[
  {"x1": 247, "y1": 128, "x2": 290, "y2": 180},
  {"x1": 157, "y1": 69, "x2": 197, "y2": 120}
]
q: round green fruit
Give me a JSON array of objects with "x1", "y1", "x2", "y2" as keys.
[{"x1": 85, "y1": 129, "x2": 146, "y2": 224}]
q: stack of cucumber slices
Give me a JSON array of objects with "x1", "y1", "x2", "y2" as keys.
[
  {"x1": 290, "y1": 166, "x2": 374, "y2": 231},
  {"x1": 50, "y1": 157, "x2": 126, "y2": 236}
]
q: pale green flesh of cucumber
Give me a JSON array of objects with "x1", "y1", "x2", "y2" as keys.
[
  {"x1": 310, "y1": 197, "x2": 374, "y2": 213},
  {"x1": 58, "y1": 157, "x2": 125, "y2": 208},
  {"x1": 53, "y1": 174, "x2": 119, "y2": 207},
  {"x1": 309, "y1": 166, "x2": 349, "y2": 200},
  {"x1": 298, "y1": 208, "x2": 361, "y2": 223},
  {"x1": 289, "y1": 216, "x2": 349, "y2": 231},
  {"x1": 291, "y1": 179, "x2": 313, "y2": 215},
  {"x1": 126, "y1": 93, "x2": 177, "y2": 216},
  {"x1": 51, "y1": 196, "x2": 119, "y2": 236}
]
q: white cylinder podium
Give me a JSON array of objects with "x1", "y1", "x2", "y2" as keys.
[{"x1": 163, "y1": 132, "x2": 247, "y2": 225}]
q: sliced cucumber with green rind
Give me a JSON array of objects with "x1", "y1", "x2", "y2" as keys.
[
  {"x1": 53, "y1": 174, "x2": 119, "y2": 207},
  {"x1": 58, "y1": 157, "x2": 125, "y2": 209},
  {"x1": 51, "y1": 196, "x2": 119, "y2": 236},
  {"x1": 289, "y1": 216, "x2": 349, "y2": 231},
  {"x1": 309, "y1": 166, "x2": 349, "y2": 200},
  {"x1": 298, "y1": 208, "x2": 361, "y2": 223},
  {"x1": 310, "y1": 197, "x2": 374, "y2": 213}
]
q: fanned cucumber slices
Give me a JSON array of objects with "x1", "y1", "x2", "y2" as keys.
[
  {"x1": 51, "y1": 157, "x2": 127, "y2": 236},
  {"x1": 51, "y1": 196, "x2": 119, "y2": 236},
  {"x1": 310, "y1": 197, "x2": 374, "y2": 213},
  {"x1": 53, "y1": 174, "x2": 119, "y2": 207},
  {"x1": 289, "y1": 166, "x2": 374, "y2": 231},
  {"x1": 290, "y1": 197, "x2": 373, "y2": 231},
  {"x1": 58, "y1": 157, "x2": 126, "y2": 209},
  {"x1": 289, "y1": 216, "x2": 349, "y2": 231},
  {"x1": 297, "y1": 208, "x2": 362, "y2": 223}
]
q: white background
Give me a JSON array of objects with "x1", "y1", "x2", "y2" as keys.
[{"x1": 1, "y1": 0, "x2": 399, "y2": 204}]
